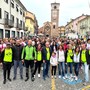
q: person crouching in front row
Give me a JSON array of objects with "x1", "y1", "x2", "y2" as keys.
[
  {"x1": 50, "y1": 52, "x2": 58, "y2": 78},
  {"x1": 1, "y1": 42, "x2": 13, "y2": 84}
]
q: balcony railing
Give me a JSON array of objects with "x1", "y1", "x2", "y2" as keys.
[
  {"x1": 19, "y1": 24, "x2": 22, "y2": 30},
  {"x1": 15, "y1": 23, "x2": 19, "y2": 28},
  {"x1": 80, "y1": 25, "x2": 87, "y2": 29},
  {"x1": 8, "y1": 20, "x2": 14, "y2": 27},
  {"x1": 23, "y1": 24, "x2": 25, "y2": 30},
  {"x1": 4, "y1": 18, "x2": 8, "y2": 25},
  {"x1": 25, "y1": 27, "x2": 28, "y2": 31},
  {"x1": 0, "y1": 19, "x2": 14, "y2": 27}
]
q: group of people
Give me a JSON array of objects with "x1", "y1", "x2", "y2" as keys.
[{"x1": 0, "y1": 37, "x2": 90, "y2": 86}]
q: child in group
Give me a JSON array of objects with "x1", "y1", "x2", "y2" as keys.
[{"x1": 50, "y1": 52, "x2": 58, "y2": 78}]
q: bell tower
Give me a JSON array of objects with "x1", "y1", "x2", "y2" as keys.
[{"x1": 51, "y1": 2, "x2": 60, "y2": 29}]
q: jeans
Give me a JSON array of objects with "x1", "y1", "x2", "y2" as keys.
[
  {"x1": 14, "y1": 60, "x2": 23, "y2": 78},
  {"x1": 82, "y1": 63, "x2": 89, "y2": 82},
  {"x1": 43, "y1": 60, "x2": 50, "y2": 78},
  {"x1": 74, "y1": 63, "x2": 80, "y2": 76},
  {"x1": 65, "y1": 63, "x2": 73, "y2": 75},
  {"x1": 58, "y1": 62, "x2": 65, "y2": 77}
]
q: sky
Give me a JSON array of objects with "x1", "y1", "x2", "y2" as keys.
[{"x1": 20, "y1": 0, "x2": 90, "y2": 27}]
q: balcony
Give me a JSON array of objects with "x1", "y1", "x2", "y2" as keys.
[
  {"x1": 22, "y1": 24, "x2": 25, "y2": 30},
  {"x1": 25, "y1": 27, "x2": 28, "y2": 31},
  {"x1": 4, "y1": 19, "x2": 14, "y2": 28},
  {"x1": 8, "y1": 20, "x2": 14, "y2": 27},
  {"x1": 15, "y1": 23, "x2": 19, "y2": 28},
  {"x1": 19, "y1": 24, "x2": 22, "y2": 30},
  {"x1": 80, "y1": 25, "x2": 87, "y2": 29}
]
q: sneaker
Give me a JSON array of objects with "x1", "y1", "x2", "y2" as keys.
[
  {"x1": 51, "y1": 76, "x2": 53, "y2": 78},
  {"x1": 65, "y1": 75, "x2": 68, "y2": 79},
  {"x1": 70, "y1": 74, "x2": 72, "y2": 78},
  {"x1": 21, "y1": 76, "x2": 23, "y2": 80},
  {"x1": 34, "y1": 75, "x2": 35, "y2": 78},
  {"x1": 75, "y1": 76, "x2": 78, "y2": 81},
  {"x1": 25, "y1": 77, "x2": 29, "y2": 82},
  {"x1": 54, "y1": 76, "x2": 56, "y2": 79},
  {"x1": 83, "y1": 82, "x2": 87, "y2": 86},
  {"x1": 47, "y1": 75, "x2": 49, "y2": 78},
  {"x1": 7, "y1": 78, "x2": 11, "y2": 81},
  {"x1": 59, "y1": 75, "x2": 61, "y2": 78},
  {"x1": 31, "y1": 77, "x2": 35, "y2": 82},
  {"x1": 3, "y1": 80, "x2": 6, "y2": 84},
  {"x1": 38, "y1": 74, "x2": 40, "y2": 78},
  {"x1": 13, "y1": 77, "x2": 16, "y2": 80},
  {"x1": 43, "y1": 77, "x2": 46, "y2": 80},
  {"x1": 63, "y1": 77, "x2": 65, "y2": 79}
]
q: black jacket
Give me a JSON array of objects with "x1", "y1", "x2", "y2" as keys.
[
  {"x1": 50, "y1": 44, "x2": 58, "y2": 52},
  {"x1": 12, "y1": 45, "x2": 23, "y2": 60},
  {"x1": 42, "y1": 46, "x2": 52, "y2": 61},
  {"x1": 86, "y1": 50, "x2": 90, "y2": 64},
  {"x1": 80, "y1": 50, "x2": 90, "y2": 64}
]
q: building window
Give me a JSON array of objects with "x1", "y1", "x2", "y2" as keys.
[
  {"x1": 0, "y1": 8, "x2": 2, "y2": 19},
  {"x1": 4, "y1": 0, "x2": 8, "y2": 3},
  {"x1": 16, "y1": 18, "x2": 19, "y2": 27},
  {"x1": 5, "y1": 30, "x2": 10, "y2": 38},
  {"x1": 11, "y1": 15, "x2": 14, "y2": 22},
  {"x1": 20, "y1": 20, "x2": 22, "y2": 27},
  {"x1": 23, "y1": 12, "x2": 25, "y2": 17},
  {"x1": 20, "y1": 9, "x2": 22, "y2": 15},
  {"x1": 16, "y1": 4, "x2": 19, "y2": 12},
  {"x1": 12, "y1": 31, "x2": 15, "y2": 38},
  {"x1": 11, "y1": 0, "x2": 14, "y2": 8},
  {"x1": 4, "y1": 11, "x2": 9, "y2": 19}
]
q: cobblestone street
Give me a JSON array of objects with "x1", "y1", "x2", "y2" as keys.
[{"x1": 0, "y1": 66, "x2": 90, "y2": 90}]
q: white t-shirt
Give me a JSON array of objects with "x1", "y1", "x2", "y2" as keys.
[
  {"x1": 58, "y1": 50, "x2": 65, "y2": 62},
  {"x1": 73, "y1": 53, "x2": 80, "y2": 63},
  {"x1": 50, "y1": 56, "x2": 58, "y2": 66}
]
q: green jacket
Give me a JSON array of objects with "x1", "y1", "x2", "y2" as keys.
[{"x1": 21, "y1": 45, "x2": 36, "y2": 60}]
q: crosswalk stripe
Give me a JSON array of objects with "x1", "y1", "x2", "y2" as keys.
[{"x1": 51, "y1": 78, "x2": 56, "y2": 90}]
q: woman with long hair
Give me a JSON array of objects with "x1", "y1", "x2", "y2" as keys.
[
  {"x1": 73, "y1": 46, "x2": 80, "y2": 80},
  {"x1": 33, "y1": 43, "x2": 43, "y2": 78}
]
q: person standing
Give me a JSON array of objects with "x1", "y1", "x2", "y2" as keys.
[
  {"x1": 73, "y1": 46, "x2": 80, "y2": 80},
  {"x1": 65, "y1": 44, "x2": 74, "y2": 78},
  {"x1": 80, "y1": 43, "x2": 89, "y2": 85},
  {"x1": 21, "y1": 40, "x2": 36, "y2": 82},
  {"x1": 33, "y1": 44, "x2": 43, "y2": 78},
  {"x1": 50, "y1": 52, "x2": 58, "y2": 78},
  {"x1": 42, "y1": 42, "x2": 52, "y2": 80},
  {"x1": 57, "y1": 45, "x2": 65, "y2": 79},
  {"x1": 50, "y1": 41, "x2": 58, "y2": 53},
  {"x1": 1, "y1": 42, "x2": 13, "y2": 84},
  {"x1": 13, "y1": 39, "x2": 23, "y2": 80}
]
